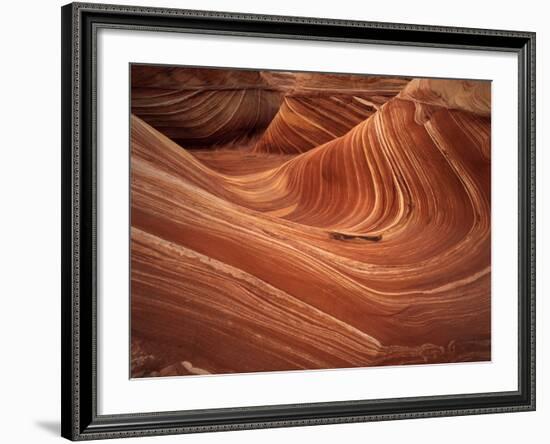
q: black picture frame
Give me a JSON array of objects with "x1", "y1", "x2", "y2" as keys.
[{"x1": 61, "y1": 2, "x2": 536, "y2": 440}]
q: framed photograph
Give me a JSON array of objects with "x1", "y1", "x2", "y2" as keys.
[{"x1": 61, "y1": 2, "x2": 536, "y2": 440}]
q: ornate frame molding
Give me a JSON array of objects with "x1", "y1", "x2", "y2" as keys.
[{"x1": 61, "y1": 3, "x2": 535, "y2": 440}]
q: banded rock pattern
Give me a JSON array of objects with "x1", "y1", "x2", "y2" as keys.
[
  {"x1": 131, "y1": 65, "x2": 288, "y2": 148},
  {"x1": 130, "y1": 66, "x2": 491, "y2": 378},
  {"x1": 252, "y1": 74, "x2": 410, "y2": 154}
]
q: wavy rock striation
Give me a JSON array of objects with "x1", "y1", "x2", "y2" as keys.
[
  {"x1": 253, "y1": 74, "x2": 409, "y2": 154},
  {"x1": 130, "y1": 67, "x2": 491, "y2": 378},
  {"x1": 131, "y1": 65, "x2": 289, "y2": 148}
]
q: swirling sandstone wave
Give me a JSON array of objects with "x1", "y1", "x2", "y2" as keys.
[
  {"x1": 130, "y1": 71, "x2": 491, "y2": 378},
  {"x1": 253, "y1": 75, "x2": 409, "y2": 154},
  {"x1": 131, "y1": 65, "x2": 288, "y2": 148}
]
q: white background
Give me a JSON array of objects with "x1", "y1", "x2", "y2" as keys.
[
  {"x1": 98, "y1": 29, "x2": 518, "y2": 415},
  {"x1": 0, "y1": 0, "x2": 546, "y2": 443}
]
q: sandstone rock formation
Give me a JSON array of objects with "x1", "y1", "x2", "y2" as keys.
[{"x1": 130, "y1": 66, "x2": 491, "y2": 378}]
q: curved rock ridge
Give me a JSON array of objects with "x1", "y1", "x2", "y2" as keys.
[
  {"x1": 131, "y1": 228, "x2": 471, "y2": 377},
  {"x1": 398, "y1": 78, "x2": 491, "y2": 116},
  {"x1": 131, "y1": 65, "x2": 288, "y2": 148},
  {"x1": 130, "y1": 69, "x2": 491, "y2": 378},
  {"x1": 252, "y1": 76, "x2": 410, "y2": 154}
]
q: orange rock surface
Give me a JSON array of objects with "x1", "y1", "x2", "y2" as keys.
[{"x1": 130, "y1": 66, "x2": 491, "y2": 377}]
